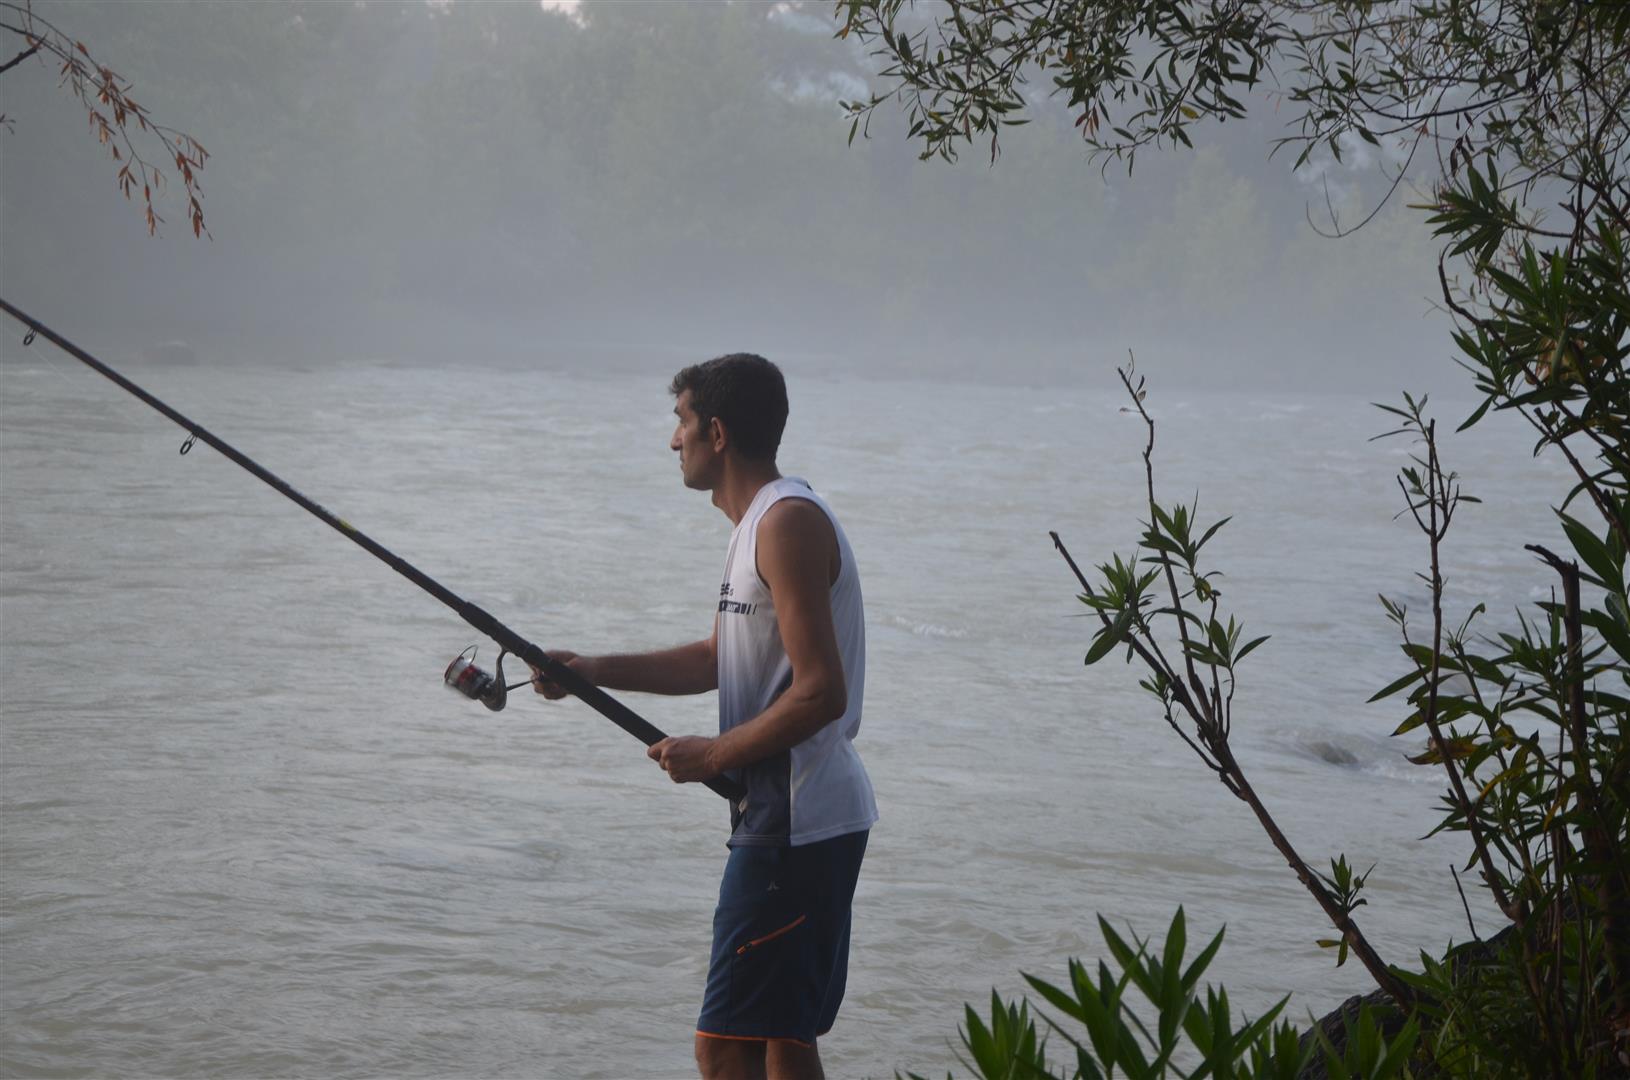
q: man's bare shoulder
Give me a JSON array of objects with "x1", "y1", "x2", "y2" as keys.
[
  {"x1": 757, "y1": 496, "x2": 838, "y2": 583},
  {"x1": 759, "y1": 495, "x2": 835, "y2": 543}
]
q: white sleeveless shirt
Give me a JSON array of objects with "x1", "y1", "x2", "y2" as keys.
[{"x1": 716, "y1": 477, "x2": 878, "y2": 847}]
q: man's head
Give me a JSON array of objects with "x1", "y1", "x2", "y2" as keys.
[{"x1": 669, "y1": 353, "x2": 788, "y2": 489}]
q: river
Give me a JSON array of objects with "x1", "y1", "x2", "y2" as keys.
[{"x1": 0, "y1": 350, "x2": 1571, "y2": 1077}]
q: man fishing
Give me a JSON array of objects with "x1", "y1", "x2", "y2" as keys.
[{"x1": 530, "y1": 353, "x2": 877, "y2": 1080}]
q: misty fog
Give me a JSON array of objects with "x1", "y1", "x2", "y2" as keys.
[{"x1": 1, "y1": 0, "x2": 1456, "y2": 392}]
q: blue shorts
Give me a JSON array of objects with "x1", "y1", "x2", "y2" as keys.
[{"x1": 696, "y1": 829, "x2": 869, "y2": 1047}]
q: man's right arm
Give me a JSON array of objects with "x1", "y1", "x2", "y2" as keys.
[{"x1": 531, "y1": 624, "x2": 718, "y2": 698}]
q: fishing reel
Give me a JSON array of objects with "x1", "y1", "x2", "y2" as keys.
[{"x1": 444, "y1": 645, "x2": 532, "y2": 712}]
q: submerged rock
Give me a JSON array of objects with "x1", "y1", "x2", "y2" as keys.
[{"x1": 1306, "y1": 740, "x2": 1360, "y2": 766}]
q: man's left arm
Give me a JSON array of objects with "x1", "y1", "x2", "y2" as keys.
[{"x1": 650, "y1": 498, "x2": 846, "y2": 783}]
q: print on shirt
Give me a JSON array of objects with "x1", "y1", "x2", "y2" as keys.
[{"x1": 719, "y1": 581, "x2": 757, "y2": 616}]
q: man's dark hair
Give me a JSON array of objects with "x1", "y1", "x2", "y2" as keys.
[{"x1": 669, "y1": 353, "x2": 788, "y2": 461}]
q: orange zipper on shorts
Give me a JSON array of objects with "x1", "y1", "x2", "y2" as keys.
[{"x1": 736, "y1": 914, "x2": 807, "y2": 956}]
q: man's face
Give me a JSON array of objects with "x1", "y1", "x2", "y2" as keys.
[{"x1": 671, "y1": 390, "x2": 718, "y2": 490}]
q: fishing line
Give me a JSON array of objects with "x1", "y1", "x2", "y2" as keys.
[
  {"x1": 0, "y1": 298, "x2": 744, "y2": 804},
  {"x1": 12, "y1": 320, "x2": 159, "y2": 431}
]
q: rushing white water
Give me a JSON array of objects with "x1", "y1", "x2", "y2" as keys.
[{"x1": 0, "y1": 351, "x2": 1573, "y2": 1078}]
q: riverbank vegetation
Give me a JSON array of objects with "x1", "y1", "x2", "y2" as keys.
[{"x1": 840, "y1": 0, "x2": 1630, "y2": 1075}]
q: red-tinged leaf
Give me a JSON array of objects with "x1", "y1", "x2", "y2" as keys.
[{"x1": 76, "y1": 41, "x2": 89, "y2": 55}]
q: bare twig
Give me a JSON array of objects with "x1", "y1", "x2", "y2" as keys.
[{"x1": 1451, "y1": 864, "x2": 1480, "y2": 942}]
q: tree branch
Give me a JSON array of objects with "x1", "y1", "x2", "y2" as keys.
[{"x1": 0, "y1": 39, "x2": 37, "y2": 75}]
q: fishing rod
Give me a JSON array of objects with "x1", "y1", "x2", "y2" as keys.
[{"x1": 0, "y1": 297, "x2": 745, "y2": 804}]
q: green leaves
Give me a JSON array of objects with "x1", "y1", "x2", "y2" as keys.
[
  {"x1": 1558, "y1": 510, "x2": 1624, "y2": 594},
  {"x1": 1367, "y1": 666, "x2": 1425, "y2": 704},
  {"x1": 1078, "y1": 551, "x2": 1157, "y2": 666},
  {"x1": 1182, "y1": 614, "x2": 1267, "y2": 670},
  {"x1": 1084, "y1": 607, "x2": 1136, "y2": 666},
  {"x1": 1314, "y1": 856, "x2": 1374, "y2": 967},
  {"x1": 1425, "y1": 160, "x2": 1513, "y2": 271},
  {"x1": 956, "y1": 993, "x2": 1049, "y2": 1080},
  {"x1": 1054, "y1": 371, "x2": 1260, "y2": 792},
  {"x1": 939, "y1": 909, "x2": 1310, "y2": 1080},
  {"x1": 1142, "y1": 499, "x2": 1230, "y2": 575},
  {"x1": 838, "y1": 0, "x2": 1280, "y2": 166},
  {"x1": 1314, "y1": 1005, "x2": 1421, "y2": 1080}
]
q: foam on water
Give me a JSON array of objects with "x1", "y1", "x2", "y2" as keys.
[{"x1": 879, "y1": 613, "x2": 970, "y2": 639}]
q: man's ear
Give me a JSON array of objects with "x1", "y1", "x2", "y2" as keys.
[{"x1": 708, "y1": 416, "x2": 728, "y2": 452}]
